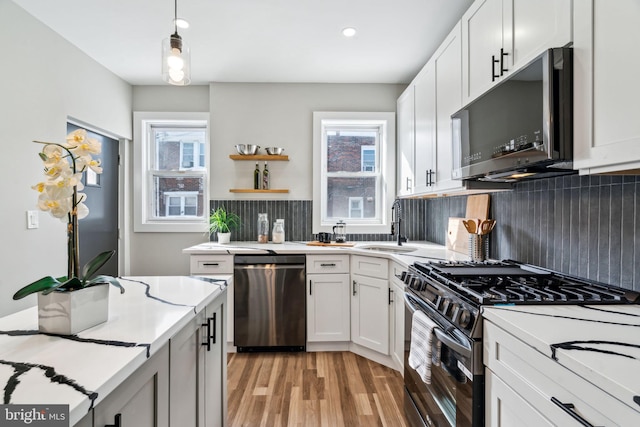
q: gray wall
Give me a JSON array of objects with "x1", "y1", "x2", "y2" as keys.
[
  {"x1": 424, "y1": 175, "x2": 640, "y2": 291},
  {"x1": 128, "y1": 83, "x2": 405, "y2": 276},
  {"x1": 0, "y1": 2, "x2": 132, "y2": 317}
]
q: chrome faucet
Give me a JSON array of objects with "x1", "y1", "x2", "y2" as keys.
[{"x1": 391, "y1": 199, "x2": 407, "y2": 246}]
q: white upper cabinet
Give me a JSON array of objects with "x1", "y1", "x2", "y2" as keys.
[
  {"x1": 413, "y1": 62, "x2": 437, "y2": 194},
  {"x1": 433, "y1": 22, "x2": 465, "y2": 193},
  {"x1": 573, "y1": 0, "x2": 640, "y2": 174},
  {"x1": 461, "y1": 0, "x2": 572, "y2": 105},
  {"x1": 397, "y1": 86, "x2": 415, "y2": 196}
]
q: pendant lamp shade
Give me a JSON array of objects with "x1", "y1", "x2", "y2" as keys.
[{"x1": 162, "y1": 0, "x2": 191, "y2": 85}]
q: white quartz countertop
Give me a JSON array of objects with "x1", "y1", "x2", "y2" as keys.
[
  {"x1": 0, "y1": 275, "x2": 230, "y2": 426},
  {"x1": 482, "y1": 304, "x2": 640, "y2": 414},
  {"x1": 183, "y1": 240, "x2": 469, "y2": 268}
]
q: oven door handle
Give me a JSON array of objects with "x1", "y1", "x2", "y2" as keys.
[
  {"x1": 405, "y1": 293, "x2": 473, "y2": 358},
  {"x1": 433, "y1": 327, "x2": 472, "y2": 358}
]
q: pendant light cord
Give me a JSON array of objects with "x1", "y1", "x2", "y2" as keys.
[{"x1": 174, "y1": 0, "x2": 178, "y2": 33}]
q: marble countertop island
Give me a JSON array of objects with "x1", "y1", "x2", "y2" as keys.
[
  {"x1": 0, "y1": 275, "x2": 230, "y2": 426},
  {"x1": 483, "y1": 304, "x2": 640, "y2": 416}
]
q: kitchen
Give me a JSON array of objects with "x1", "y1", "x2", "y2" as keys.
[{"x1": 1, "y1": 0, "x2": 640, "y2": 426}]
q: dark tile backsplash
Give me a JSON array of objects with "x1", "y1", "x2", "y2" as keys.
[
  {"x1": 424, "y1": 175, "x2": 640, "y2": 291},
  {"x1": 209, "y1": 199, "x2": 426, "y2": 243},
  {"x1": 211, "y1": 175, "x2": 638, "y2": 291}
]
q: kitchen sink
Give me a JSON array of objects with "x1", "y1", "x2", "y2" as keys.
[{"x1": 359, "y1": 244, "x2": 417, "y2": 253}]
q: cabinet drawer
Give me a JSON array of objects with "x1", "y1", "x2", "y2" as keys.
[
  {"x1": 351, "y1": 255, "x2": 388, "y2": 278},
  {"x1": 306, "y1": 255, "x2": 350, "y2": 274},
  {"x1": 190, "y1": 255, "x2": 234, "y2": 274},
  {"x1": 484, "y1": 320, "x2": 637, "y2": 426}
]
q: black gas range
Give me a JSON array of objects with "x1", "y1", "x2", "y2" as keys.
[{"x1": 402, "y1": 260, "x2": 640, "y2": 427}]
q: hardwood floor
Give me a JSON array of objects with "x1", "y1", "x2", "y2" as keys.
[{"x1": 227, "y1": 351, "x2": 410, "y2": 427}]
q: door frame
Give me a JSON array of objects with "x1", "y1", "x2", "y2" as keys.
[{"x1": 67, "y1": 117, "x2": 129, "y2": 276}]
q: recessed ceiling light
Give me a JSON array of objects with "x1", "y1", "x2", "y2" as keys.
[
  {"x1": 175, "y1": 18, "x2": 189, "y2": 29},
  {"x1": 342, "y1": 27, "x2": 357, "y2": 37}
]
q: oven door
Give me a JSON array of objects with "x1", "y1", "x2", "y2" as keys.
[{"x1": 404, "y1": 293, "x2": 483, "y2": 427}]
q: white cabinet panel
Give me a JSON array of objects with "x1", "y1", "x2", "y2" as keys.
[
  {"x1": 190, "y1": 255, "x2": 234, "y2": 274},
  {"x1": 574, "y1": 0, "x2": 640, "y2": 173},
  {"x1": 307, "y1": 273, "x2": 350, "y2": 342},
  {"x1": 397, "y1": 86, "x2": 415, "y2": 196},
  {"x1": 413, "y1": 62, "x2": 437, "y2": 194},
  {"x1": 389, "y1": 262, "x2": 406, "y2": 372},
  {"x1": 351, "y1": 273, "x2": 390, "y2": 355},
  {"x1": 351, "y1": 255, "x2": 389, "y2": 279},
  {"x1": 306, "y1": 254, "x2": 350, "y2": 274}
]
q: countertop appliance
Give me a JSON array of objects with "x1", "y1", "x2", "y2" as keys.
[
  {"x1": 401, "y1": 260, "x2": 640, "y2": 427},
  {"x1": 234, "y1": 254, "x2": 306, "y2": 352},
  {"x1": 451, "y1": 47, "x2": 573, "y2": 182}
]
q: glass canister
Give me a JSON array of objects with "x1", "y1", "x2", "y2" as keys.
[
  {"x1": 272, "y1": 219, "x2": 285, "y2": 244},
  {"x1": 257, "y1": 213, "x2": 269, "y2": 243}
]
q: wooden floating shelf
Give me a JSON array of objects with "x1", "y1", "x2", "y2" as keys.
[
  {"x1": 229, "y1": 154, "x2": 289, "y2": 161},
  {"x1": 229, "y1": 189, "x2": 289, "y2": 193}
]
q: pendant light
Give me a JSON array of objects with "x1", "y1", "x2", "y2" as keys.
[{"x1": 161, "y1": 0, "x2": 191, "y2": 85}]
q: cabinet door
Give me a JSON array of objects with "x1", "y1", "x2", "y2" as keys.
[
  {"x1": 461, "y1": 0, "x2": 504, "y2": 104},
  {"x1": 203, "y1": 299, "x2": 226, "y2": 427},
  {"x1": 93, "y1": 344, "x2": 169, "y2": 427},
  {"x1": 509, "y1": 0, "x2": 572, "y2": 72},
  {"x1": 413, "y1": 62, "x2": 437, "y2": 194},
  {"x1": 433, "y1": 22, "x2": 465, "y2": 194},
  {"x1": 397, "y1": 86, "x2": 415, "y2": 196},
  {"x1": 485, "y1": 370, "x2": 553, "y2": 427},
  {"x1": 351, "y1": 273, "x2": 389, "y2": 354},
  {"x1": 574, "y1": 0, "x2": 640, "y2": 173},
  {"x1": 390, "y1": 280, "x2": 405, "y2": 372},
  {"x1": 170, "y1": 312, "x2": 206, "y2": 427},
  {"x1": 307, "y1": 273, "x2": 351, "y2": 342}
]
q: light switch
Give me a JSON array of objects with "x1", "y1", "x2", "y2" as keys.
[{"x1": 27, "y1": 210, "x2": 39, "y2": 229}]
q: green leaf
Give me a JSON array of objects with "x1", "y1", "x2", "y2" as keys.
[
  {"x1": 12, "y1": 276, "x2": 61, "y2": 300},
  {"x1": 88, "y1": 275, "x2": 125, "y2": 294},
  {"x1": 42, "y1": 277, "x2": 83, "y2": 295},
  {"x1": 81, "y1": 250, "x2": 116, "y2": 282}
]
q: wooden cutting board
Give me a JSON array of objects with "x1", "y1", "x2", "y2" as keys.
[
  {"x1": 446, "y1": 217, "x2": 469, "y2": 255},
  {"x1": 306, "y1": 241, "x2": 355, "y2": 247},
  {"x1": 466, "y1": 194, "x2": 491, "y2": 220}
]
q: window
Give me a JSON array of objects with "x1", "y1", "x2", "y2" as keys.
[
  {"x1": 313, "y1": 112, "x2": 395, "y2": 234},
  {"x1": 349, "y1": 197, "x2": 364, "y2": 218},
  {"x1": 134, "y1": 112, "x2": 209, "y2": 232}
]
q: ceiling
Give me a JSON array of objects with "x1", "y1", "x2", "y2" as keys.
[{"x1": 13, "y1": 0, "x2": 473, "y2": 86}]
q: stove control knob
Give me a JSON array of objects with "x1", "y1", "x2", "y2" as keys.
[
  {"x1": 449, "y1": 303, "x2": 460, "y2": 319},
  {"x1": 459, "y1": 309, "x2": 473, "y2": 328},
  {"x1": 441, "y1": 298, "x2": 451, "y2": 315},
  {"x1": 400, "y1": 271, "x2": 408, "y2": 281},
  {"x1": 411, "y1": 277, "x2": 423, "y2": 290},
  {"x1": 403, "y1": 273, "x2": 413, "y2": 285}
]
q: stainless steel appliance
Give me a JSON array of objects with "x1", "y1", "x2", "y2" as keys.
[
  {"x1": 401, "y1": 260, "x2": 640, "y2": 426},
  {"x1": 451, "y1": 48, "x2": 573, "y2": 182},
  {"x1": 234, "y1": 255, "x2": 306, "y2": 352}
]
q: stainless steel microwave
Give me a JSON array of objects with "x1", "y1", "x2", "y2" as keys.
[{"x1": 451, "y1": 47, "x2": 573, "y2": 182}]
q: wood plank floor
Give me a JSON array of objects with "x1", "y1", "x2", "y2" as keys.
[{"x1": 227, "y1": 351, "x2": 410, "y2": 427}]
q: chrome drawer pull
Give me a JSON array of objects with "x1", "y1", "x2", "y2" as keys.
[{"x1": 320, "y1": 263, "x2": 336, "y2": 267}]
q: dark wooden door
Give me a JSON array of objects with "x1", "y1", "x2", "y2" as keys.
[{"x1": 67, "y1": 123, "x2": 119, "y2": 277}]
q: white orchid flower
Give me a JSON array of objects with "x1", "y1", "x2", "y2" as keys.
[
  {"x1": 70, "y1": 133, "x2": 101, "y2": 157},
  {"x1": 38, "y1": 193, "x2": 72, "y2": 219},
  {"x1": 75, "y1": 200, "x2": 90, "y2": 219},
  {"x1": 42, "y1": 144, "x2": 66, "y2": 166},
  {"x1": 44, "y1": 159, "x2": 72, "y2": 180},
  {"x1": 66, "y1": 129, "x2": 88, "y2": 147}
]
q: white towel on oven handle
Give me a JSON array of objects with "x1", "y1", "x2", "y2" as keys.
[{"x1": 408, "y1": 309, "x2": 438, "y2": 384}]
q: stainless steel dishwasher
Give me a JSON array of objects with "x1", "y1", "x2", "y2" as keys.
[{"x1": 234, "y1": 254, "x2": 306, "y2": 352}]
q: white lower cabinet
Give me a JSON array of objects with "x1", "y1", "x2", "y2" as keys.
[
  {"x1": 484, "y1": 320, "x2": 636, "y2": 426},
  {"x1": 389, "y1": 262, "x2": 405, "y2": 372},
  {"x1": 351, "y1": 255, "x2": 390, "y2": 355},
  {"x1": 93, "y1": 343, "x2": 170, "y2": 427},
  {"x1": 306, "y1": 255, "x2": 351, "y2": 342},
  {"x1": 189, "y1": 255, "x2": 234, "y2": 349},
  {"x1": 169, "y1": 296, "x2": 226, "y2": 427}
]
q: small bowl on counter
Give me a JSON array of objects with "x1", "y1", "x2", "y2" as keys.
[
  {"x1": 265, "y1": 147, "x2": 285, "y2": 155},
  {"x1": 235, "y1": 144, "x2": 260, "y2": 155}
]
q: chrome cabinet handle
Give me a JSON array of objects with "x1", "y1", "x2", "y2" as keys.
[
  {"x1": 406, "y1": 177, "x2": 411, "y2": 191},
  {"x1": 352, "y1": 280, "x2": 357, "y2": 296},
  {"x1": 551, "y1": 397, "x2": 600, "y2": 427},
  {"x1": 388, "y1": 288, "x2": 393, "y2": 305},
  {"x1": 320, "y1": 263, "x2": 336, "y2": 267}
]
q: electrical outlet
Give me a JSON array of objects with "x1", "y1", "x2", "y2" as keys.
[{"x1": 27, "y1": 210, "x2": 39, "y2": 229}]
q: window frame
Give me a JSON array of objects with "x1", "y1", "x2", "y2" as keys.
[
  {"x1": 312, "y1": 111, "x2": 396, "y2": 234},
  {"x1": 133, "y1": 112, "x2": 210, "y2": 232}
]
